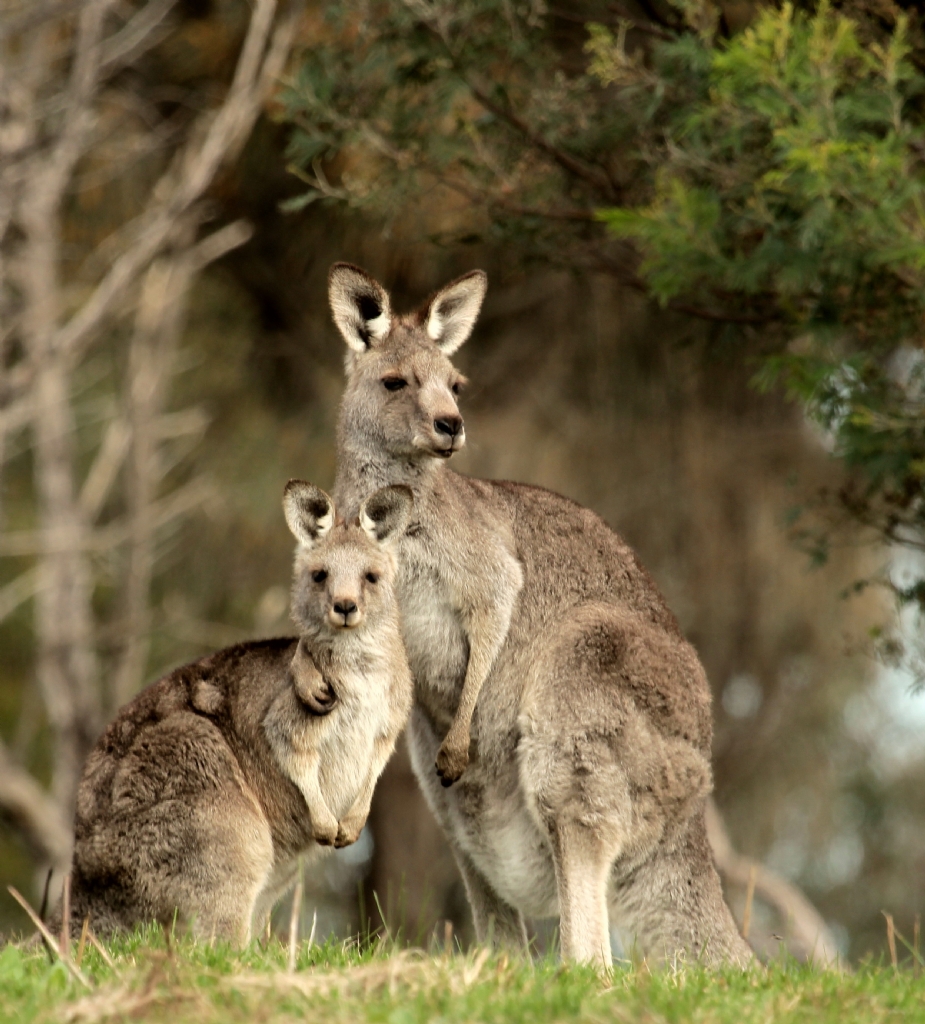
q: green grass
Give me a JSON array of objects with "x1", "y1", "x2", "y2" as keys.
[{"x1": 1, "y1": 930, "x2": 924, "y2": 1024}]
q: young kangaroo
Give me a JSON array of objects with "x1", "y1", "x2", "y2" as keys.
[
  {"x1": 329, "y1": 263, "x2": 754, "y2": 968},
  {"x1": 60, "y1": 482, "x2": 413, "y2": 941}
]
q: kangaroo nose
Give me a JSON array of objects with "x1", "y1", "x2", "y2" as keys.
[
  {"x1": 333, "y1": 600, "x2": 357, "y2": 620},
  {"x1": 434, "y1": 416, "x2": 462, "y2": 438}
]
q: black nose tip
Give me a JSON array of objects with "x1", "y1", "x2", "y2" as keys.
[
  {"x1": 333, "y1": 600, "x2": 357, "y2": 618},
  {"x1": 435, "y1": 416, "x2": 462, "y2": 438}
]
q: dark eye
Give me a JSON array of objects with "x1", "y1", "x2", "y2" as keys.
[
  {"x1": 383, "y1": 377, "x2": 407, "y2": 392},
  {"x1": 451, "y1": 381, "x2": 462, "y2": 395},
  {"x1": 311, "y1": 570, "x2": 328, "y2": 584},
  {"x1": 365, "y1": 572, "x2": 378, "y2": 584}
]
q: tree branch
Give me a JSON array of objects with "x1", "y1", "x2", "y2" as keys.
[
  {"x1": 0, "y1": 739, "x2": 72, "y2": 870},
  {"x1": 706, "y1": 799, "x2": 842, "y2": 965},
  {"x1": 465, "y1": 80, "x2": 619, "y2": 200}
]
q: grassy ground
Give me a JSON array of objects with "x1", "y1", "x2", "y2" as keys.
[{"x1": 2, "y1": 931, "x2": 925, "y2": 1024}]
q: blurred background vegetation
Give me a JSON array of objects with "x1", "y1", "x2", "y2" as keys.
[{"x1": 1, "y1": 0, "x2": 923, "y2": 963}]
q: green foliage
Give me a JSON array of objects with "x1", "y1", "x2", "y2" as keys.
[
  {"x1": 596, "y1": 4, "x2": 925, "y2": 338},
  {"x1": 282, "y1": 1, "x2": 925, "y2": 671},
  {"x1": 593, "y1": 4, "x2": 925, "y2": 667},
  {"x1": 280, "y1": 1, "x2": 638, "y2": 256},
  {"x1": 3, "y1": 931, "x2": 925, "y2": 1024}
]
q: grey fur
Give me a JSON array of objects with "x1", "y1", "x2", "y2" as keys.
[
  {"x1": 328, "y1": 264, "x2": 754, "y2": 968},
  {"x1": 58, "y1": 484, "x2": 413, "y2": 941}
]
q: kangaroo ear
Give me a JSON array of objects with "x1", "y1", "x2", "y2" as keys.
[
  {"x1": 359, "y1": 485, "x2": 413, "y2": 544},
  {"x1": 284, "y1": 481, "x2": 334, "y2": 547},
  {"x1": 329, "y1": 263, "x2": 392, "y2": 352},
  {"x1": 424, "y1": 270, "x2": 487, "y2": 355}
]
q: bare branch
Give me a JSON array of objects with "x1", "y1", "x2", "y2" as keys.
[
  {"x1": 465, "y1": 79, "x2": 620, "y2": 200},
  {"x1": 0, "y1": 739, "x2": 72, "y2": 869},
  {"x1": 0, "y1": 0, "x2": 85, "y2": 41},
  {"x1": 706, "y1": 799, "x2": 842, "y2": 966},
  {"x1": 78, "y1": 416, "x2": 130, "y2": 522},
  {"x1": 99, "y1": 0, "x2": 179, "y2": 75},
  {"x1": 0, "y1": 567, "x2": 41, "y2": 622},
  {"x1": 51, "y1": 0, "x2": 292, "y2": 363},
  {"x1": 0, "y1": 477, "x2": 213, "y2": 556}
]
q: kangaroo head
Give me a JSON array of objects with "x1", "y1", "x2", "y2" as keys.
[
  {"x1": 283, "y1": 480, "x2": 412, "y2": 637},
  {"x1": 329, "y1": 263, "x2": 487, "y2": 462}
]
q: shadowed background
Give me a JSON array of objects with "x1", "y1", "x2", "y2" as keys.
[{"x1": 1, "y1": 0, "x2": 923, "y2": 963}]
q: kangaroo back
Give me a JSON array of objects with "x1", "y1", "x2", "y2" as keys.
[{"x1": 62, "y1": 484, "x2": 413, "y2": 941}]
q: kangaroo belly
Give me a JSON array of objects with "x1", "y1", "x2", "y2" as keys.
[
  {"x1": 317, "y1": 720, "x2": 377, "y2": 819},
  {"x1": 407, "y1": 707, "x2": 559, "y2": 919},
  {"x1": 465, "y1": 801, "x2": 560, "y2": 919}
]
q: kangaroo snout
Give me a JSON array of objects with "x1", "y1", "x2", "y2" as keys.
[
  {"x1": 434, "y1": 415, "x2": 462, "y2": 438},
  {"x1": 433, "y1": 413, "x2": 465, "y2": 456},
  {"x1": 330, "y1": 598, "x2": 361, "y2": 628}
]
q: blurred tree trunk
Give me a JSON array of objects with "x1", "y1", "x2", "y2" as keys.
[
  {"x1": 364, "y1": 739, "x2": 470, "y2": 946},
  {"x1": 0, "y1": 0, "x2": 301, "y2": 897}
]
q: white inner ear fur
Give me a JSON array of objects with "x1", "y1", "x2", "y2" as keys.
[
  {"x1": 284, "y1": 492, "x2": 334, "y2": 548},
  {"x1": 329, "y1": 267, "x2": 392, "y2": 353},
  {"x1": 426, "y1": 271, "x2": 487, "y2": 355},
  {"x1": 359, "y1": 508, "x2": 379, "y2": 544}
]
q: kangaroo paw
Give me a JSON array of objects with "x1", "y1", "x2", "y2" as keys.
[
  {"x1": 334, "y1": 818, "x2": 365, "y2": 848},
  {"x1": 435, "y1": 741, "x2": 469, "y2": 786}
]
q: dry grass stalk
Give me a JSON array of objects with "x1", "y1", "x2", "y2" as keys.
[
  {"x1": 288, "y1": 878, "x2": 303, "y2": 973},
  {"x1": 75, "y1": 916, "x2": 90, "y2": 968},
  {"x1": 7, "y1": 886, "x2": 90, "y2": 989},
  {"x1": 86, "y1": 928, "x2": 116, "y2": 970},
  {"x1": 227, "y1": 947, "x2": 495, "y2": 1002},
  {"x1": 62, "y1": 983, "x2": 203, "y2": 1024},
  {"x1": 915, "y1": 915, "x2": 921, "y2": 977},
  {"x1": 443, "y1": 919, "x2": 454, "y2": 957},
  {"x1": 60, "y1": 871, "x2": 71, "y2": 958},
  {"x1": 882, "y1": 911, "x2": 897, "y2": 969},
  {"x1": 742, "y1": 864, "x2": 756, "y2": 940}
]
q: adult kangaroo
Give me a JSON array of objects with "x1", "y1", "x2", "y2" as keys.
[
  {"x1": 328, "y1": 263, "x2": 753, "y2": 969},
  {"x1": 60, "y1": 483, "x2": 413, "y2": 941}
]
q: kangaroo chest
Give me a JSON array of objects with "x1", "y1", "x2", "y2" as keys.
[
  {"x1": 397, "y1": 554, "x2": 469, "y2": 717},
  {"x1": 314, "y1": 707, "x2": 378, "y2": 817},
  {"x1": 267, "y1": 673, "x2": 391, "y2": 824}
]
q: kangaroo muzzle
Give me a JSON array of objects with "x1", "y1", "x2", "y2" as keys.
[{"x1": 329, "y1": 598, "x2": 361, "y2": 628}]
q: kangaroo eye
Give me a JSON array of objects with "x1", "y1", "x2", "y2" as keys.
[
  {"x1": 365, "y1": 572, "x2": 378, "y2": 584},
  {"x1": 383, "y1": 377, "x2": 407, "y2": 392},
  {"x1": 311, "y1": 570, "x2": 328, "y2": 584},
  {"x1": 451, "y1": 381, "x2": 463, "y2": 395}
]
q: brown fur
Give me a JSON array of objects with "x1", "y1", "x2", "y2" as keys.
[
  {"x1": 328, "y1": 264, "x2": 754, "y2": 968},
  {"x1": 57, "y1": 484, "x2": 413, "y2": 941}
]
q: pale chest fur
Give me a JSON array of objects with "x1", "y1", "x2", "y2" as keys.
[
  {"x1": 397, "y1": 550, "x2": 469, "y2": 709},
  {"x1": 265, "y1": 663, "x2": 394, "y2": 820},
  {"x1": 395, "y1": 512, "x2": 521, "y2": 725}
]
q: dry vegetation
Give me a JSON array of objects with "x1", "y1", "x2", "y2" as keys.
[
  {"x1": 2, "y1": 926, "x2": 925, "y2": 1024},
  {"x1": 1, "y1": 0, "x2": 924, "y2": 967}
]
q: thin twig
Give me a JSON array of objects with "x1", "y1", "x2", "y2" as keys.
[
  {"x1": 466, "y1": 81, "x2": 618, "y2": 199},
  {"x1": 86, "y1": 927, "x2": 116, "y2": 969},
  {"x1": 7, "y1": 887, "x2": 91, "y2": 989}
]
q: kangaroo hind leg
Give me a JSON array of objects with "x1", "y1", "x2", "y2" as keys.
[{"x1": 519, "y1": 703, "x2": 632, "y2": 969}]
